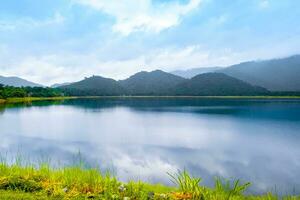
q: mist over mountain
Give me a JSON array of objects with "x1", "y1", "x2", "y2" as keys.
[
  {"x1": 0, "y1": 76, "x2": 43, "y2": 87},
  {"x1": 2, "y1": 55, "x2": 299, "y2": 95},
  {"x1": 171, "y1": 67, "x2": 222, "y2": 78},
  {"x1": 51, "y1": 82, "x2": 72, "y2": 88},
  {"x1": 170, "y1": 55, "x2": 300, "y2": 92},
  {"x1": 219, "y1": 55, "x2": 300, "y2": 91},
  {"x1": 119, "y1": 70, "x2": 186, "y2": 95}
]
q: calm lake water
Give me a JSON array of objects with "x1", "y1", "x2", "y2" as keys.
[{"x1": 1, "y1": 98, "x2": 300, "y2": 194}]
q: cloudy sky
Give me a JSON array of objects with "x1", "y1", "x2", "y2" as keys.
[{"x1": 0, "y1": 0, "x2": 299, "y2": 85}]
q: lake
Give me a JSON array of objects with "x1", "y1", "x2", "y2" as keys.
[{"x1": 0, "y1": 98, "x2": 300, "y2": 194}]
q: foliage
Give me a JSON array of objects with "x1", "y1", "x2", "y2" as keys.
[
  {"x1": 0, "y1": 85, "x2": 64, "y2": 99},
  {"x1": 0, "y1": 162, "x2": 299, "y2": 200},
  {"x1": 168, "y1": 170, "x2": 202, "y2": 198},
  {"x1": 214, "y1": 177, "x2": 251, "y2": 199}
]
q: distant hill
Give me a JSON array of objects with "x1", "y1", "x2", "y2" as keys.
[
  {"x1": 0, "y1": 76, "x2": 42, "y2": 87},
  {"x1": 60, "y1": 76, "x2": 126, "y2": 96},
  {"x1": 219, "y1": 55, "x2": 300, "y2": 91},
  {"x1": 172, "y1": 73, "x2": 269, "y2": 96},
  {"x1": 171, "y1": 67, "x2": 222, "y2": 78},
  {"x1": 119, "y1": 70, "x2": 186, "y2": 95},
  {"x1": 60, "y1": 71, "x2": 269, "y2": 96},
  {"x1": 51, "y1": 82, "x2": 72, "y2": 88}
]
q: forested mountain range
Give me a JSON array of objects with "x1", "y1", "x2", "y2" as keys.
[
  {"x1": 61, "y1": 72, "x2": 269, "y2": 96},
  {"x1": 169, "y1": 55, "x2": 300, "y2": 91},
  {"x1": 60, "y1": 76, "x2": 126, "y2": 96},
  {"x1": 119, "y1": 70, "x2": 186, "y2": 95},
  {"x1": 1, "y1": 55, "x2": 299, "y2": 96},
  {"x1": 219, "y1": 55, "x2": 300, "y2": 91}
]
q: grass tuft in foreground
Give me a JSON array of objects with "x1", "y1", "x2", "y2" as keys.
[{"x1": 0, "y1": 162, "x2": 299, "y2": 200}]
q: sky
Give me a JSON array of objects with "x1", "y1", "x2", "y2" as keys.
[{"x1": 0, "y1": 0, "x2": 300, "y2": 86}]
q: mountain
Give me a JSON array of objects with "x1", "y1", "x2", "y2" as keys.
[
  {"x1": 171, "y1": 67, "x2": 222, "y2": 78},
  {"x1": 172, "y1": 73, "x2": 269, "y2": 96},
  {"x1": 119, "y1": 70, "x2": 186, "y2": 95},
  {"x1": 60, "y1": 71, "x2": 269, "y2": 96},
  {"x1": 60, "y1": 76, "x2": 126, "y2": 96},
  {"x1": 219, "y1": 55, "x2": 300, "y2": 91},
  {"x1": 51, "y1": 82, "x2": 72, "y2": 88},
  {"x1": 0, "y1": 75, "x2": 42, "y2": 87}
]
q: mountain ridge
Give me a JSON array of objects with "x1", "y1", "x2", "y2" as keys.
[
  {"x1": 60, "y1": 75, "x2": 126, "y2": 96},
  {"x1": 172, "y1": 72, "x2": 269, "y2": 96},
  {"x1": 119, "y1": 70, "x2": 186, "y2": 95},
  {"x1": 170, "y1": 67, "x2": 222, "y2": 78},
  {"x1": 0, "y1": 75, "x2": 43, "y2": 87},
  {"x1": 219, "y1": 55, "x2": 300, "y2": 91},
  {"x1": 2, "y1": 55, "x2": 299, "y2": 92},
  {"x1": 60, "y1": 71, "x2": 269, "y2": 96}
]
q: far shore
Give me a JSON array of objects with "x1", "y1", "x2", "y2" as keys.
[
  {"x1": 1, "y1": 95, "x2": 300, "y2": 105},
  {"x1": 0, "y1": 96, "x2": 79, "y2": 104}
]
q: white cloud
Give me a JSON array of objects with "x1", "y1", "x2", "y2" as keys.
[
  {"x1": 2, "y1": 36, "x2": 299, "y2": 86},
  {"x1": 0, "y1": 46, "x2": 249, "y2": 85},
  {"x1": 0, "y1": 56, "x2": 77, "y2": 86},
  {"x1": 111, "y1": 152, "x2": 178, "y2": 182},
  {"x1": 74, "y1": 0, "x2": 202, "y2": 35}
]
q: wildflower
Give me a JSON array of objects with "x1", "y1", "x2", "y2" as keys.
[
  {"x1": 118, "y1": 184, "x2": 126, "y2": 192},
  {"x1": 62, "y1": 187, "x2": 68, "y2": 193}
]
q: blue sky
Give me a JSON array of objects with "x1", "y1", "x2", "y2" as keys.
[{"x1": 0, "y1": 0, "x2": 299, "y2": 85}]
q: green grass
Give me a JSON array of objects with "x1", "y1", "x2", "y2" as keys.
[
  {"x1": 0, "y1": 162, "x2": 299, "y2": 200},
  {"x1": 4, "y1": 96, "x2": 78, "y2": 103},
  {"x1": 1, "y1": 95, "x2": 300, "y2": 105},
  {"x1": 0, "y1": 96, "x2": 78, "y2": 104}
]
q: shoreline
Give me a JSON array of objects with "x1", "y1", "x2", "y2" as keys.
[
  {"x1": 0, "y1": 96, "x2": 79, "y2": 104},
  {"x1": 0, "y1": 95, "x2": 300, "y2": 104},
  {"x1": 1, "y1": 95, "x2": 300, "y2": 104}
]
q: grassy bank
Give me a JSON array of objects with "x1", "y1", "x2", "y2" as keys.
[
  {"x1": 0, "y1": 96, "x2": 78, "y2": 104},
  {"x1": 1, "y1": 95, "x2": 300, "y2": 105},
  {"x1": 0, "y1": 163, "x2": 298, "y2": 200}
]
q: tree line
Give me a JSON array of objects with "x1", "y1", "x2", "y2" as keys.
[{"x1": 0, "y1": 84, "x2": 65, "y2": 99}]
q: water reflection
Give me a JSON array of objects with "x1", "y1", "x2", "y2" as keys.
[{"x1": 0, "y1": 98, "x2": 300, "y2": 194}]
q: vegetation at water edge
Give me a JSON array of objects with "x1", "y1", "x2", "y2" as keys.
[
  {"x1": 0, "y1": 84, "x2": 64, "y2": 99},
  {"x1": 0, "y1": 161, "x2": 299, "y2": 200}
]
